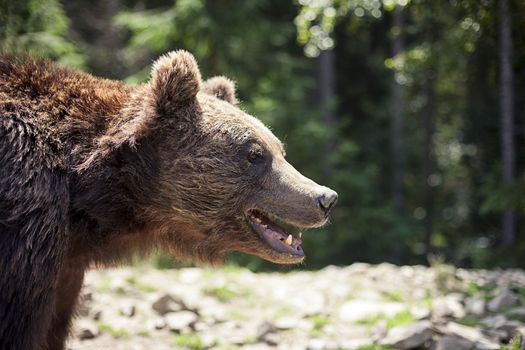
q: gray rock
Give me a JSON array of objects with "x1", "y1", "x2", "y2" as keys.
[
  {"x1": 119, "y1": 304, "x2": 136, "y2": 318},
  {"x1": 147, "y1": 317, "x2": 166, "y2": 330},
  {"x1": 339, "y1": 300, "x2": 404, "y2": 322},
  {"x1": 507, "y1": 306, "x2": 525, "y2": 319},
  {"x1": 432, "y1": 295, "x2": 466, "y2": 319},
  {"x1": 435, "y1": 335, "x2": 475, "y2": 350},
  {"x1": 434, "y1": 322, "x2": 500, "y2": 350},
  {"x1": 488, "y1": 289, "x2": 520, "y2": 312},
  {"x1": 91, "y1": 309, "x2": 102, "y2": 321},
  {"x1": 466, "y1": 296, "x2": 486, "y2": 316},
  {"x1": 152, "y1": 294, "x2": 186, "y2": 315},
  {"x1": 410, "y1": 306, "x2": 430, "y2": 320},
  {"x1": 496, "y1": 320, "x2": 525, "y2": 343},
  {"x1": 75, "y1": 320, "x2": 100, "y2": 340},
  {"x1": 370, "y1": 319, "x2": 388, "y2": 341},
  {"x1": 380, "y1": 320, "x2": 434, "y2": 348},
  {"x1": 481, "y1": 314, "x2": 507, "y2": 328},
  {"x1": 165, "y1": 311, "x2": 198, "y2": 332}
]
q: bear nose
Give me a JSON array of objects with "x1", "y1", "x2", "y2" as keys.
[{"x1": 318, "y1": 190, "x2": 338, "y2": 216}]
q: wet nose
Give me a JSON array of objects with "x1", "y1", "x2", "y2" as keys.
[{"x1": 318, "y1": 189, "x2": 338, "y2": 216}]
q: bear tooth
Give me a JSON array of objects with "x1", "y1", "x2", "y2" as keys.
[
  {"x1": 298, "y1": 232, "x2": 302, "y2": 238},
  {"x1": 285, "y1": 235, "x2": 293, "y2": 245},
  {"x1": 254, "y1": 217, "x2": 261, "y2": 224}
]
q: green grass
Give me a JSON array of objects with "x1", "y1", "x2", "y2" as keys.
[
  {"x1": 356, "y1": 310, "x2": 415, "y2": 329},
  {"x1": 357, "y1": 345, "x2": 396, "y2": 350},
  {"x1": 204, "y1": 285, "x2": 239, "y2": 302},
  {"x1": 172, "y1": 334, "x2": 206, "y2": 350},
  {"x1": 96, "y1": 279, "x2": 112, "y2": 293},
  {"x1": 383, "y1": 290, "x2": 404, "y2": 302},
  {"x1": 125, "y1": 276, "x2": 157, "y2": 292},
  {"x1": 137, "y1": 329, "x2": 150, "y2": 337},
  {"x1": 308, "y1": 314, "x2": 331, "y2": 337},
  {"x1": 507, "y1": 313, "x2": 525, "y2": 323},
  {"x1": 465, "y1": 281, "x2": 494, "y2": 300},
  {"x1": 97, "y1": 322, "x2": 129, "y2": 338},
  {"x1": 501, "y1": 335, "x2": 522, "y2": 350},
  {"x1": 457, "y1": 316, "x2": 483, "y2": 327},
  {"x1": 518, "y1": 287, "x2": 525, "y2": 298}
]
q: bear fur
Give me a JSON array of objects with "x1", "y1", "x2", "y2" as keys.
[{"x1": 0, "y1": 51, "x2": 337, "y2": 350}]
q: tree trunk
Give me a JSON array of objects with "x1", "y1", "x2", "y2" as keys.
[
  {"x1": 317, "y1": 50, "x2": 336, "y2": 176},
  {"x1": 390, "y1": 7, "x2": 406, "y2": 213},
  {"x1": 422, "y1": 70, "x2": 435, "y2": 256},
  {"x1": 499, "y1": 0, "x2": 516, "y2": 246}
]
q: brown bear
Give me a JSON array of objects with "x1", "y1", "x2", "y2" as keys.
[{"x1": 0, "y1": 51, "x2": 337, "y2": 350}]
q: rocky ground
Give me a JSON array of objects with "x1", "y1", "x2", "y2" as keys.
[{"x1": 68, "y1": 263, "x2": 525, "y2": 350}]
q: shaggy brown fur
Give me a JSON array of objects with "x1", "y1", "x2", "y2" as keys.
[{"x1": 0, "y1": 51, "x2": 337, "y2": 350}]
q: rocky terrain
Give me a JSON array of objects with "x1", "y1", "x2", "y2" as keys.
[{"x1": 68, "y1": 263, "x2": 525, "y2": 350}]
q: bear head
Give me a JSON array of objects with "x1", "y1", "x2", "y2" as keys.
[{"x1": 81, "y1": 51, "x2": 337, "y2": 265}]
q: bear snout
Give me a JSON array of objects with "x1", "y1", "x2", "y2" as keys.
[{"x1": 317, "y1": 189, "x2": 338, "y2": 217}]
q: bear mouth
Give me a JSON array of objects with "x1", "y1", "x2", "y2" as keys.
[{"x1": 245, "y1": 209, "x2": 305, "y2": 261}]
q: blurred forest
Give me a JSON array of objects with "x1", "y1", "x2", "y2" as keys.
[{"x1": 1, "y1": 0, "x2": 524, "y2": 270}]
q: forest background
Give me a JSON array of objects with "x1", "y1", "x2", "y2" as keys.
[{"x1": 1, "y1": 0, "x2": 523, "y2": 270}]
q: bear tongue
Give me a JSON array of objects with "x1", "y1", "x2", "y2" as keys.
[{"x1": 248, "y1": 212, "x2": 303, "y2": 255}]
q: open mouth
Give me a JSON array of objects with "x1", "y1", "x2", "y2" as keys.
[{"x1": 245, "y1": 209, "x2": 305, "y2": 259}]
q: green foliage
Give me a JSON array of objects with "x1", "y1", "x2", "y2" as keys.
[
  {"x1": 3, "y1": 0, "x2": 524, "y2": 269},
  {"x1": 0, "y1": 0, "x2": 84, "y2": 67}
]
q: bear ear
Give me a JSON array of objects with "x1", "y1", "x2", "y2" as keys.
[
  {"x1": 201, "y1": 76, "x2": 238, "y2": 105},
  {"x1": 150, "y1": 50, "x2": 202, "y2": 113}
]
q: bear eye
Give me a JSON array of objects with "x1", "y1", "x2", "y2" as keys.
[{"x1": 247, "y1": 149, "x2": 264, "y2": 164}]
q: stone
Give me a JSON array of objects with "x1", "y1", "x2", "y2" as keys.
[
  {"x1": 165, "y1": 310, "x2": 198, "y2": 332},
  {"x1": 496, "y1": 320, "x2": 525, "y2": 343},
  {"x1": 481, "y1": 315, "x2": 507, "y2": 328},
  {"x1": 75, "y1": 320, "x2": 100, "y2": 340},
  {"x1": 379, "y1": 320, "x2": 434, "y2": 348},
  {"x1": 152, "y1": 294, "x2": 187, "y2": 315},
  {"x1": 410, "y1": 306, "x2": 431, "y2": 320},
  {"x1": 507, "y1": 306, "x2": 525, "y2": 319},
  {"x1": 370, "y1": 319, "x2": 388, "y2": 341},
  {"x1": 91, "y1": 309, "x2": 102, "y2": 321},
  {"x1": 466, "y1": 296, "x2": 486, "y2": 316},
  {"x1": 119, "y1": 304, "x2": 136, "y2": 317},
  {"x1": 147, "y1": 317, "x2": 167, "y2": 330},
  {"x1": 339, "y1": 300, "x2": 404, "y2": 322},
  {"x1": 432, "y1": 295, "x2": 466, "y2": 319},
  {"x1": 435, "y1": 335, "x2": 475, "y2": 350},
  {"x1": 488, "y1": 289, "x2": 520, "y2": 312},
  {"x1": 434, "y1": 322, "x2": 500, "y2": 350}
]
